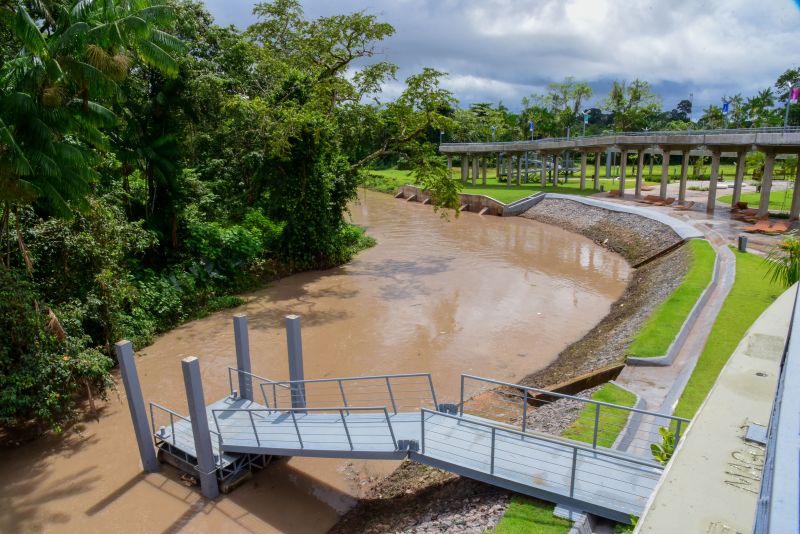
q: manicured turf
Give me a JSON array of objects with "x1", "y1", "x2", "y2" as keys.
[
  {"x1": 718, "y1": 189, "x2": 795, "y2": 213},
  {"x1": 561, "y1": 383, "x2": 638, "y2": 448},
  {"x1": 494, "y1": 496, "x2": 572, "y2": 534},
  {"x1": 627, "y1": 240, "x2": 716, "y2": 358},
  {"x1": 672, "y1": 248, "x2": 785, "y2": 420}
]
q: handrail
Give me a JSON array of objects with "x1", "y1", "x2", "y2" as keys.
[
  {"x1": 149, "y1": 402, "x2": 222, "y2": 465},
  {"x1": 420, "y1": 408, "x2": 663, "y2": 471},
  {"x1": 226, "y1": 366, "x2": 290, "y2": 396},
  {"x1": 266, "y1": 372, "x2": 436, "y2": 385},
  {"x1": 461, "y1": 374, "x2": 690, "y2": 424}
]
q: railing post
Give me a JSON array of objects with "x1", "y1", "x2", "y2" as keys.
[
  {"x1": 427, "y1": 374, "x2": 438, "y2": 410},
  {"x1": 233, "y1": 314, "x2": 253, "y2": 401},
  {"x1": 490, "y1": 427, "x2": 496, "y2": 475},
  {"x1": 181, "y1": 356, "x2": 220, "y2": 499},
  {"x1": 521, "y1": 390, "x2": 528, "y2": 433},
  {"x1": 569, "y1": 448, "x2": 578, "y2": 497},
  {"x1": 289, "y1": 410, "x2": 304, "y2": 448},
  {"x1": 247, "y1": 410, "x2": 260, "y2": 446},
  {"x1": 675, "y1": 419, "x2": 684, "y2": 443},
  {"x1": 115, "y1": 341, "x2": 159, "y2": 473},
  {"x1": 285, "y1": 315, "x2": 307, "y2": 410},
  {"x1": 592, "y1": 403, "x2": 601, "y2": 449},
  {"x1": 339, "y1": 409, "x2": 353, "y2": 450},
  {"x1": 420, "y1": 411, "x2": 425, "y2": 454},
  {"x1": 385, "y1": 408, "x2": 398, "y2": 449},
  {"x1": 459, "y1": 375, "x2": 465, "y2": 416},
  {"x1": 385, "y1": 377, "x2": 398, "y2": 414},
  {"x1": 338, "y1": 380, "x2": 349, "y2": 415}
]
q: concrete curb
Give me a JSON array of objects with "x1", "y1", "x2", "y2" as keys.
[
  {"x1": 609, "y1": 380, "x2": 647, "y2": 454},
  {"x1": 626, "y1": 247, "x2": 722, "y2": 367}
]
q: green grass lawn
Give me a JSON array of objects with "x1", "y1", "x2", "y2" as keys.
[
  {"x1": 561, "y1": 383, "x2": 638, "y2": 447},
  {"x1": 627, "y1": 240, "x2": 716, "y2": 358},
  {"x1": 718, "y1": 189, "x2": 795, "y2": 212},
  {"x1": 494, "y1": 496, "x2": 572, "y2": 534},
  {"x1": 672, "y1": 248, "x2": 785, "y2": 420}
]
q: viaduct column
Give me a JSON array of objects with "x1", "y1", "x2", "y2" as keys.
[
  {"x1": 447, "y1": 155, "x2": 452, "y2": 176},
  {"x1": 707, "y1": 150, "x2": 721, "y2": 213},
  {"x1": 579, "y1": 151, "x2": 588, "y2": 190},
  {"x1": 605, "y1": 149, "x2": 613, "y2": 178},
  {"x1": 757, "y1": 151, "x2": 777, "y2": 218},
  {"x1": 540, "y1": 153, "x2": 547, "y2": 187},
  {"x1": 731, "y1": 150, "x2": 747, "y2": 207},
  {"x1": 472, "y1": 154, "x2": 478, "y2": 186},
  {"x1": 618, "y1": 150, "x2": 628, "y2": 197},
  {"x1": 593, "y1": 152, "x2": 601, "y2": 190},
  {"x1": 482, "y1": 158, "x2": 487, "y2": 184},
  {"x1": 516, "y1": 153, "x2": 522, "y2": 185},
  {"x1": 553, "y1": 154, "x2": 560, "y2": 185},
  {"x1": 506, "y1": 154, "x2": 512, "y2": 187},
  {"x1": 679, "y1": 150, "x2": 690, "y2": 203},
  {"x1": 790, "y1": 155, "x2": 800, "y2": 220},
  {"x1": 461, "y1": 155, "x2": 467, "y2": 183},
  {"x1": 635, "y1": 148, "x2": 645, "y2": 198},
  {"x1": 659, "y1": 148, "x2": 670, "y2": 199}
]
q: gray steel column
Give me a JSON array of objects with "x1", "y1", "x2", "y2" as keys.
[
  {"x1": 115, "y1": 341, "x2": 159, "y2": 473},
  {"x1": 679, "y1": 150, "x2": 690, "y2": 203},
  {"x1": 461, "y1": 155, "x2": 467, "y2": 183},
  {"x1": 758, "y1": 152, "x2": 777, "y2": 218},
  {"x1": 524, "y1": 152, "x2": 529, "y2": 182},
  {"x1": 507, "y1": 154, "x2": 512, "y2": 187},
  {"x1": 553, "y1": 154, "x2": 559, "y2": 185},
  {"x1": 472, "y1": 154, "x2": 478, "y2": 186},
  {"x1": 233, "y1": 314, "x2": 252, "y2": 401},
  {"x1": 732, "y1": 150, "x2": 747, "y2": 207},
  {"x1": 516, "y1": 153, "x2": 522, "y2": 185},
  {"x1": 707, "y1": 150, "x2": 721, "y2": 213},
  {"x1": 182, "y1": 356, "x2": 219, "y2": 499},
  {"x1": 593, "y1": 152, "x2": 600, "y2": 190},
  {"x1": 790, "y1": 158, "x2": 800, "y2": 220},
  {"x1": 540, "y1": 153, "x2": 546, "y2": 187},
  {"x1": 618, "y1": 150, "x2": 628, "y2": 197},
  {"x1": 660, "y1": 148, "x2": 670, "y2": 199},
  {"x1": 285, "y1": 314, "x2": 306, "y2": 409},
  {"x1": 579, "y1": 151, "x2": 587, "y2": 190},
  {"x1": 635, "y1": 149, "x2": 645, "y2": 198},
  {"x1": 482, "y1": 158, "x2": 487, "y2": 184},
  {"x1": 605, "y1": 149, "x2": 612, "y2": 177}
]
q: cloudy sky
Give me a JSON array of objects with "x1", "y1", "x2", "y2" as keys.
[{"x1": 202, "y1": 0, "x2": 800, "y2": 116}]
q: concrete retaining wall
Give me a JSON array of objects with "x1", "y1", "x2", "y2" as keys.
[{"x1": 398, "y1": 184, "x2": 544, "y2": 216}]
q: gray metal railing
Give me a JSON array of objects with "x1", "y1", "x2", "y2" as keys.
[
  {"x1": 226, "y1": 367, "x2": 290, "y2": 399},
  {"x1": 149, "y1": 402, "x2": 223, "y2": 465},
  {"x1": 419, "y1": 408, "x2": 662, "y2": 506},
  {"x1": 258, "y1": 372, "x2": 438, "y2": 414},
  {"x1": 211, "y1": 405, "x2": 398, "y2": 451},
  {"x1": 459, "y1": 375, "x2": 690, "y2": 457}
]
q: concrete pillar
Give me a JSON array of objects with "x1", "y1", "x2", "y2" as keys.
[
  {"x1": 233, "y1": 314, "x2": 252, "y2": 401},
  {"x1": 679, "y1": 150, "x2": 690, "y2": 203},
  {"x1": 285, "y1": 315, "x2": 306, "y2": 409},
  {"x1": 707, "y1": 150, "x2": 721, "y2": 213},
  {"x1": 579, "y1": 151, "x2": 587, "y2": 190},
  {"x1": 516, "y1": 153, "x2": 522, "y2": 185},
  {"x1": 540, "y1": 154, "x2": 546, "y2": 187},
  {"x1": 182, "y1": 356, "x2": 220, "y2": 499},
  {"x1": 482, "y1": 158, "x2": 487, "y2": 184},
  {"x1": 472, "y1": 154, "x2": 478, "y2": 186},
  {"x1": 605, "y1": 149, "x2": 612, "y2": 177},
  {"x1": 593, "y1": 152, "x2": 600, "y2": 190},
  {"x1": 115, "y1": 341, "x2": 159, "y2": 473},
  {"x1": 790, "y1": 157, "x2": 800, "y2": 220},
  {"x1": 506, "y1": 154, "x2": 512, "y2": 187},
  {"x1": 757, "y1": 152, "x2": 777, "y2": 218},
  {"x1": 553, "y1": 154, "x2": 559, "y2": 185},
  {"x1": 447, "y1": 155, "x2": 452, "y2": 175},
  {"x1": 460, "y1": 155, "x2": 467, "y2": 183},
  {"x1": 524, "y1": 152, "x2": 529, "y2": 182},
  {"x1": 635, "y1": 149, "x2": 645, "y2": 198},
  {"x1": 660, "y1": 149, "x2": 670, "y2": 199},
  {"x1": 732, "y1": 151, "x2": 747, "y2": 207},
  {"x1": 618, "y1": 150, "x2": 628, "y2": 197},
  {"x1": 649, "y1": 152, "x2": 654, "y2": 178}
]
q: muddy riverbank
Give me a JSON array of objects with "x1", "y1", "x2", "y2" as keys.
[
  {"x1": 0, "y1": 191, "x2": 628, "y2": 533},
  {"x1": 331, "y1": 197, "x2": 691, "y2": 533}
]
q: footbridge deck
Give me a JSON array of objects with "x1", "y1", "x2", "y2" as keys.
[{"x1": 116, "y1": 314, "x2": 690, "y2": 525}]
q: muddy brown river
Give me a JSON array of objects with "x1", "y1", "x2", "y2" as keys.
[{"x1": 0, "y1": 190, "x2": 629, "y2": 533}]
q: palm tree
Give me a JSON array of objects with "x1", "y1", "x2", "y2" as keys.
[
  {"x1": 0, "y1": 1, "x2": 183, "y2": 267},
  {"x1": 766, "y1": 234, "x2": 800, "y2": 287}
]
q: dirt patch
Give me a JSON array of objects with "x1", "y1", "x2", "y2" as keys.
[{"x1": 328, "y1": 198, "x2": 691, "y2": 533}]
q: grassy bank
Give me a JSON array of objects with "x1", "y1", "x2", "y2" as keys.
[
  {"x1": 562, "y1": 383, "x2": 638, "y2": 447},
  {"x1": 718, "y1": 189, "x2": 795, "y2": 212},
  {"x1": 673, "y1": 248, "x2": 784, "y2": 420},
  {"x1": 627, "y1": 240, "x2": 716, "y2": 358},
  {"x1": 495, "y1": 496, "x2": 572, "y2": 534}
]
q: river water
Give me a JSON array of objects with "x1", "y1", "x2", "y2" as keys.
[{"x1": 0, "y1": 190, "x2": 630, "y2": 533}]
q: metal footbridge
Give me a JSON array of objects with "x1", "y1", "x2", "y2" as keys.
[{"x1": 117, "y1": 314, "x2": 690, "y2": 525}]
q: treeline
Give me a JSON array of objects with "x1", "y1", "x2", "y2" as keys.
[
  {"x1": 447, "y1": 73, "x2": 800, "y2": 143},
  {"x1": 0, "y1": 0, "x2": 454, "y2": 429}
]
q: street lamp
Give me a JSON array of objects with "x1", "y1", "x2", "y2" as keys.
[
  {"x1": 439, "y1": 130, "x2": 444, "y2": 144},
  {"x1": 582, "y1": 109, "x2": 589, "y2": 136},
  {"x1": 491, "y1": 125, "x2": 496, "y2": 142},
  {"x1": 529, "y1": 120, "x2": 535, "y2": 141}
]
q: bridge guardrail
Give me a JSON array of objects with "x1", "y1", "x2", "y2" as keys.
[
  {"x1": 149, "y1": 402, "x2": 223, "y2": 465},
  {"x1": 459, "y1": 375, "x2": 690, "y2": 459}
]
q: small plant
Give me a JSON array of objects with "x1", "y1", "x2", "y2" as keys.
[
  {"x1": 613, "y1": 516, "x2": 639, "y2": 534},
  {"x1": 765, "y1": 234, "x2": 800, "y2": 287},
  {"x1": 650, "y1": 427, "x2": 675, "y2": 465}
]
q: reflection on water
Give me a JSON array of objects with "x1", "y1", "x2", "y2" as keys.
[{"x1": 0, "y1": 190, "x2": 629, "y2": 533}]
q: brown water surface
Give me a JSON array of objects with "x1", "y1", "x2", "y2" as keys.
[{"x1": 0, "y1": 190, "x2": 629, "y2": 533}]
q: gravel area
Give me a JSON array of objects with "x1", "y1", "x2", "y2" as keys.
[{"x1": 329, "y1": 198, "x2": 691, "y2": 533}]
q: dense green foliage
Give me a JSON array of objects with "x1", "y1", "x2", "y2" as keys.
[
  {"x1": 628, "y1": 240, "x2": 716, "y2": 358},
  {"x1": 0, "y1": 0, "x2": 447, "y2": 429},
  {"x1": 673, "y1": 248, "x2": 784, "y2": 420}
]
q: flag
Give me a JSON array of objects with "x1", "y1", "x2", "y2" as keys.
[{"x1": 791, "y1": 87, "x2": 800, "y2": 103}]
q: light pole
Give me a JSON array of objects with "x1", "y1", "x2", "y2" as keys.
[
  {"x1": 582, "y1": 110, "x2": 589, "y2": 136},
  {"x1": 439, "y1": 130, "x2": 444, "y2": 144},
  {"x1": 784, "y1": 87, "x2": 797, "y2": 128}
]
